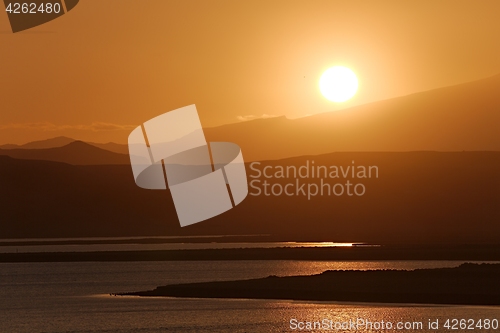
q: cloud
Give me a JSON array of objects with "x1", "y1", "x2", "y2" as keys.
[
  {"x1": 0, "y1": 122, "x2": 136, "y2": 132},
  {"x1": 81, "y1": 122, "x2": 137, "y2": 131},
  {"x1": 236, "y1": 114, "x2": 279, "y2": 122}
]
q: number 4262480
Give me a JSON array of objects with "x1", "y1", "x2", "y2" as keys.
[
  {"x1": 5, "y1": 3, "x2": 62, "y2": 14},
  {"x1": 443, "y1": 319, "x2": 499, "y2": 330}
]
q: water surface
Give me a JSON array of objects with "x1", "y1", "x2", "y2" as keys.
[{"x1": 1, "y1": 260, "x2": 499, "y2": 332}]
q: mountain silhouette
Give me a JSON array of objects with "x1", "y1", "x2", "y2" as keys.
[
  {"x1": 3, "y1": 74, "x2": 499, "y2": 164},
  {"x1": 0, "y1": 136, "x2": 76, "y2": 150},
  {"x1": 0, "y1": 141, "x2": 129, "y2": 165},
  {"x1": 205, "y1": 74, "x2": 500, "y2": 161},
  {"x1": 0, "y1": 156, "x2": 168, "y2": 237},
  {"x1": 1, "y1": 151, "x2": 499, "y2": 244},
  {"x1": 89, "y1": 142, "x2": 129, "y2": 154},
  {"x1": 0, "y1": 136, "x2": 129, "y2": 155}
]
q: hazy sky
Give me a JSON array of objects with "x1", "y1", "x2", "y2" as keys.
[{"x1": 1, "y1": 0, "x2": 500, "y2": 144}]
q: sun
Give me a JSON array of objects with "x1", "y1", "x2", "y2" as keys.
[{"x1": 319, "y1": 66, "x2": 358, "y2": 102}]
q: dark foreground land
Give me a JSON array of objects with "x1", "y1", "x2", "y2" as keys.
[
  {"x1": 2, "y1": 151, "x2": 500, "y2": 245},
  {"x1": 118, "y1": 263, "x2": 500, "y2": 305},
  {"x1": 2, "y1": 244, "x2": 500, "y2": 262}
]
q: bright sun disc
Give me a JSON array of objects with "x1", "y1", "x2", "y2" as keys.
[{"x1": 319, "y1": 66, "x2": 358, "y2": 102}]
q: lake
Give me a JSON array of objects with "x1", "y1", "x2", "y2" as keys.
[{"x1": 1, "y1": 260, "x2": 499, "y2": 332}]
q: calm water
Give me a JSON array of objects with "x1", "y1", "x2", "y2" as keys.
[{"x1": 1, "y1": 260, "x2": 499, "y2": 332}]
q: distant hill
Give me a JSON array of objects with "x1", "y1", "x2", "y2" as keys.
[
  {"x1": 3, "y1": 73, "x2": 500, "y2": 164},
  {"x1": 205, "y1": 74, "x2": 500, "y2": 161},
  {"x1": 0, "y1": 136, "x2": 76, "y2": 150},
  {"x1": 1, "y1": 151, "x2": 499, "y2": 244},
  {"x1": 0, "y1": 137, "x2": 129, "y2": 155},
  {"x1": 88, "y1": 142, "x2": 129, "y2": 154},
  {"x1": 0, "y1": 156, "x2": 169, "y2": 238},
  {"x1": 3, "y1": 74, "x2": 499, "y2": 164},
  {"x1": 0, "y1": 141, "x2": 129, "y2": 165}
]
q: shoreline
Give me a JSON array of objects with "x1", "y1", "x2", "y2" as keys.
[
  {"x1": 2, "y1": 245, "x2": 500, "y2": 262},
  {"x1": 117, "y1": 263, "x2": 500, "y2": 306},
  {"x1": 0, "y1": 235, "x2": 273, "y2": 247},
  {"x1": 115, "y1": 294, "x2": 500, "y2": 308}
]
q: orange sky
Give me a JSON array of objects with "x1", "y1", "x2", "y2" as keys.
[{"x1": 1, "y1": 0, "x2": 500, "y2": 144}]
